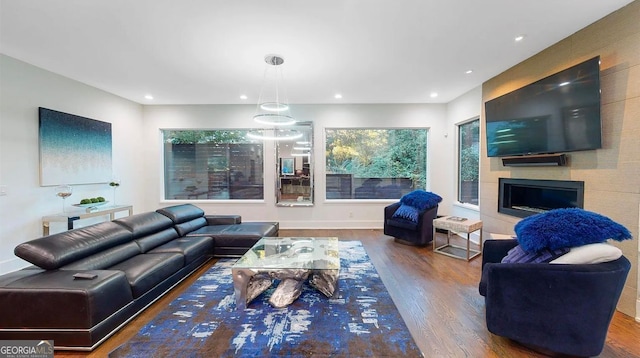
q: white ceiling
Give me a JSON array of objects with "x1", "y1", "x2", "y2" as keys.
[{"x1": 0, "y1": 0, "x2": 634, "y2": 105}]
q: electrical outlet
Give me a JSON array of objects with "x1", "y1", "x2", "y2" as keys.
[{"x1": 0, "y1": 185, "x2": 7, "y2": 196}]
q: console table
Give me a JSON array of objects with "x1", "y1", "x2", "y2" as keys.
[
  {"x1": 42, "y1": 205, "x2": 133, "y2": 235},
  {"x1": 432, "y1": 216, "x2": 483, "y2": 261}
]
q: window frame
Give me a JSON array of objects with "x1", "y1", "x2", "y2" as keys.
[{"x1": 456, "y1": 117, "x2": 480, "y2": 206}]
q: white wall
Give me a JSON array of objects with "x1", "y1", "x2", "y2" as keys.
[
  {"x1": 0, "y1": 55, "x2": 145, "y2": 274},
  {"x1": 141, "y1": 103, "x2": 452, "y2": 229}
]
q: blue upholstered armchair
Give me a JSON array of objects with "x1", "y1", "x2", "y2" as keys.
[
  {"x1": 383, "y1": 202, "x2": 438, "y2": 246},
  {"x1": 479, "y1": 239, "x2": 631, "y2": 357}
]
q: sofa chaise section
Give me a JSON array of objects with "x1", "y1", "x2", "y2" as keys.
[{"x1": 156, "y1": 204, "x2": 279, "y2": 257}]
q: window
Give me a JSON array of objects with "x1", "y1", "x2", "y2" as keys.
[
  {"x1": 458, "y1": 119, "x2": 479, "y2": 205},
  {"x1": 163, "y1": 130, "x2": 264, "y2": 200},
  {"x1": 325, "y1": 128, "x2": 427, "y2": 199}
]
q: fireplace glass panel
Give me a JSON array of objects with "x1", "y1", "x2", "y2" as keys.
[{"x1": 499, "y1": 178, "x2": 584, "y2": 218}]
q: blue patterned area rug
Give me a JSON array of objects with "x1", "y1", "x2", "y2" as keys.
[{"x1": 109, "y1": 240, "x2": 422, "y2": 357}]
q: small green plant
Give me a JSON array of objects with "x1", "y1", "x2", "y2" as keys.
[{"x1": 79, "y1": 197, "x2": 106, "y2": 204}]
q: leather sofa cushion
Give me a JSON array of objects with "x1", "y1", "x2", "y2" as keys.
[
  {"x1": 174, "y1": 217, "x2": 207, "y2": 236},
  {"x1": 206, "y1": 215, "x2": 242, "y2": 225},
  {"x1": 188, "y1": 222, "x2": 277, "y2": 238},
  {"x1": 0, "y1": 269, "x2": 132, "y2": 329},
  {"x1": 188, "y1": 225, "x2": 227, "y2": 236},
  {"x1": 61, "y1": 241, "x2": 141, "y2": 270},
  {"x1": 241, "y1": 222, "x2": 279, "y2": 235},
  {"x1": 113, "y1": 212, "x2": 174, "y2": 239},
  {"x1": 134, "y1": 228, "x2": 180, "y2": 253},
  {"x1": 14, "y1": 222, "x2": 133, "y2": 270},
  {"x1": 156, "y1": 204, "x2": 204, "y2": 224},
  {"x1": 109, "y1": 253, "x2": 183, "y2": 298},
  {"x1": 0, "y1": 268, "x2": 45, "y2": 286},
  {"x1": 156, "y1": 204, "x2": 208, "y2": 236},
  {"x1": 149, "y1": 236, "x2": 213, "y2": 265},
  {"x1": 188, "y1": 222, "x2": 278, "y2": 247}
]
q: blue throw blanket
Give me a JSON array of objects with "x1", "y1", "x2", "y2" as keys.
[{"x1": 392, "y1": 190, "x2": 442, "y2": 223}]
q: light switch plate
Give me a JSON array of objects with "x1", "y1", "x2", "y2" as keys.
[{"x1": 0, "y1": 185, "x2": 7, "y2": 196}]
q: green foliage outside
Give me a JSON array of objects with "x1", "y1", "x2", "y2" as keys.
[
  {"x1": 460, "y1": 145, "x2": 479, "y2": 181},
  {"x1": 326, "y1": 129, "x2": 427, "y2": 188},
  {"x1": 163, "y1": 130, "x2": 251, "y2": 144},
  {"x1": 459, "y1": 120, "x2": 479, "y2": 182},
  {"x1": 164, "y1": 129, "x2": 429, "y2": 190}
]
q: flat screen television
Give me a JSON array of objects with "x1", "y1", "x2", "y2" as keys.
[{"x1": 485, "y1": 56, "x2": 601, "y2": 157}]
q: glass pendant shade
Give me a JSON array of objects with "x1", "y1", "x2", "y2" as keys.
[
  {"x1": 253, "y1": 54, "x2": 296, "y2": 127},
  {"x1": 260, "y1": 102, "x2": 289, "y2": 111},
  {"x1": 253, "y1": 113, "x2": 296, "y2": 126}
]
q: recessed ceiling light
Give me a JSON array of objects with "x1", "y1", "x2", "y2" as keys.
[
  {"x1": 240, "y1": 94, "x2": 248, "y2": 100},
  {"x1": 144, "y1": 94, "x2": 153, "y2": 100},
  {"x1": 334, "y1": 93, "x2": 343, "y2": 99},
  {"x1": 430, "y1": 92, "x2": 438, "y2": 98},
  {"x1": 515, "y1": 35, "x2": 525, "y2": 42},
  {"x1": 465, "y1": 70, "x2": 473, "y2": 74}
]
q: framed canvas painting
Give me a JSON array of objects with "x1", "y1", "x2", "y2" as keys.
[{"x1": 39, "y1": 107, "x2": 112, "y2": 186}]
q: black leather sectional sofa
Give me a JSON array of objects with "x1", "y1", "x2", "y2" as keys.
[{"x1": 0, "y1": 204, "x2": 278, "y2": 350}]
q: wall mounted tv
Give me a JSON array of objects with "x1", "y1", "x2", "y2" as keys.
[{"x1": 485, "y1": 56, "x2": 601, "y2": 157}]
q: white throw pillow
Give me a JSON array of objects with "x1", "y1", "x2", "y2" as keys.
[{"x1": 550, "y1": 242, "x2": 622, "y2": 264}]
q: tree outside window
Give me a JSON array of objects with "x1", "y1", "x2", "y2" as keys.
[
  {"x1": 325, "y1": 128, "x2": 427, "y2": 199},
  {"x1": 458, "y1": 119, "x2": 479, "y2": 205}
]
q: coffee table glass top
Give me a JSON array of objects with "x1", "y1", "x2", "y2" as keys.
[{"x1": 233, "y1": 237, "x2": 340, "y2": 270}]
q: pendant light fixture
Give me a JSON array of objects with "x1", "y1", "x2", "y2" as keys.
[
  {"x1": 247, "y1": 54, "x2": 301, "y2": 141},
  {"x1": 253, "y1": 54, "x2": 296, "y2": 126}
]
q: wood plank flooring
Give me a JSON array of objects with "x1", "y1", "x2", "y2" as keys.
[{"x1": 57, "y1": 229, "x2": 640, "y2": 357}]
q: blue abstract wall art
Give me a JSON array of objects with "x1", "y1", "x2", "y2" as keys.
[{"x1": 39, "y1": 107, "x2": 112, "y2": 186}]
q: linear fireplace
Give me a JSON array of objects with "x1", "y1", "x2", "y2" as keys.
[{"x1": 498, "y1": 178, "x2": 584, "y2": 218}]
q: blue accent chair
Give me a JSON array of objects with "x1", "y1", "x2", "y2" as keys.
[
  {"x1": 383, "y1": 202, "x2": 438, "y2": 246},
  {"x1": 479, "y1": 239, "x2": 630, "y2": 357}
]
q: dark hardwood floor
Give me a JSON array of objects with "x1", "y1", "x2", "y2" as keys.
[{"x1": 57, "y1": 229, "x2": 640, "y2": 357}]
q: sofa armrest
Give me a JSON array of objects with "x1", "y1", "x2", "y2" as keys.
[
  {"x1": 478, "y1": 239, "x2": 518, "y2": 296},
  {"x1": 205, "y1": 215, "x2": 242, "y2": 225},
  {"x1": 383, "y1": 202, "x2": 401, "y2": 221},
  {"x1": 418, "y1": 205, "x2": 438, "y2": 232},
  {"x1": 481, "y1": 239, "x2": 518, "y2": 268}
]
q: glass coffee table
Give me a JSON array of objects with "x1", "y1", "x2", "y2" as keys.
[{"x1": 232, "y1": 237, "x2": 340, "y2": 309}]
